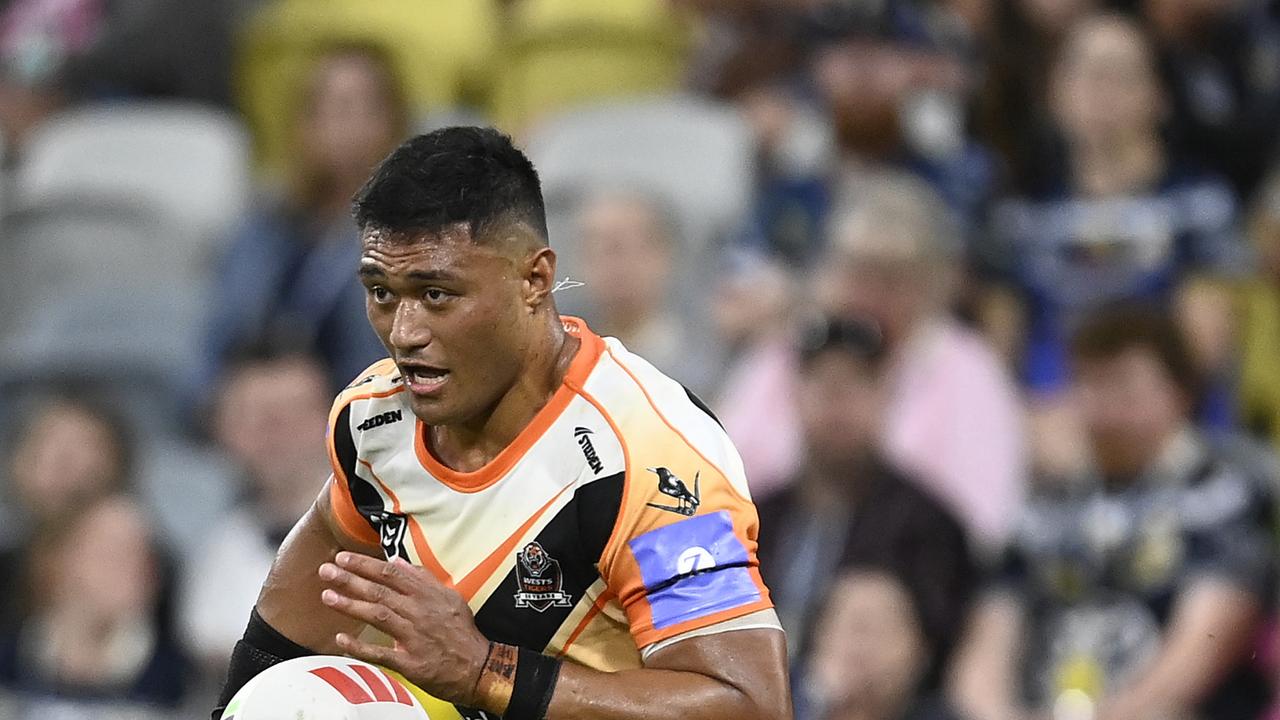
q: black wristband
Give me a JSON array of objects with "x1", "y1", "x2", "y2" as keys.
[
  {"x1": 211, "y1": 608, "x2": 316, "y2": 719},
  {"x1": 505, "y1": 646, "x2": 562, "y2": 720}
]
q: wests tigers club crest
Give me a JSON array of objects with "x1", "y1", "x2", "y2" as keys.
[{"x1": 513, "y1": 541, "x2": 573, "y2": 612}]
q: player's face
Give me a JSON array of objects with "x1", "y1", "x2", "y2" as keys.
[{"x1": 358, "y1": 225, "x2": 532, "y2": 427}]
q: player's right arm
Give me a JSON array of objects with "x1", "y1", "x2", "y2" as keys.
[
  {"x1": 210, "y1": 478, "x2": 381, "y2": 718},
  {"x1": 258, "y1": 476, "x2": 380, "y2": 650}
]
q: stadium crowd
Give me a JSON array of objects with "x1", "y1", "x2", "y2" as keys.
[{"x1": 3, "y1": 0, "x2": 1280, "y2": 718}]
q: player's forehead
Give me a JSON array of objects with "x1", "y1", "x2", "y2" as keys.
[{"x1": 358, "y1": 223, "x2": 508, "y2": 276}]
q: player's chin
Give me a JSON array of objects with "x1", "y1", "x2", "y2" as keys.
[{"x1": 405, "y1": 393, "x2": 460, "y2": 427}]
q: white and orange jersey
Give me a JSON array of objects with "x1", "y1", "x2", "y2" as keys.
[{"x1": 326, "y1": 317, "x2": 778, "y2": 671}]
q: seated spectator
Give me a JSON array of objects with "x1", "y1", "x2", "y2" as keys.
[
  {"x1": 711, "y1": 251, "x2": 804, "y2": 500},
  {"x1": 756, "y1": 315, "x2": 975, "y2": 695},
  {"x1": 814, "y1": 174, "x2": 1027, "y2": 552},
  {"x1": 0, "y1": 394, "x2": 134, "y2": 629},
  {"x1": 572, "y1": 188, "x2": 719, "y2": 396},
  {"x1": 975, "y1": 0, "x2": 1103, "y2": 195},
  {"x1": 198, "y1": 45, "x2": 407, "y2": 405},
  {"x1": 983, "y1": 12, "x2": 1246, "y2": 415},
  {"x1": 806, "y1": 568, "x2": 965, "y2": 720},
  {"x1": 179, "y1": 347, "x2": 332, "y2": 673},
  {"x1": 1238, "y1": 171, "x2": 1280, "y2": 450},
  {"x1": 950, "y1": 304, "x2": 1275, "y2": 720},
  {"x1": 0, "y1": 494, "x2": 189, "y2": 717}
]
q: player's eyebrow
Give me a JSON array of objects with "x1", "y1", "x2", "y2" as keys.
[
  {"x1": 357, "y1": 265, "x2": 459, "y2": 283},
  {"x1": 406, "y1": 270, "x2": 459, "y2": 282}
]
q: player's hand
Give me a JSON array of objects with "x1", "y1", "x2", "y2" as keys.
[{"x1": 318, "y1": 552, "x2": 489, "y2": 706}]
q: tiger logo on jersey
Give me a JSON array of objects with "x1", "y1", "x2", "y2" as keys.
[{"x1": 513, "y1": 541, "x2": 573, "y2": 612}]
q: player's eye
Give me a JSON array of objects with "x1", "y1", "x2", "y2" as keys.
[
  {"x1": 370, "y1": 286, "x2": 393, "y2": 304},
  {"x1": 424, "y1": 288, "x2": 450, "y2": 303}
]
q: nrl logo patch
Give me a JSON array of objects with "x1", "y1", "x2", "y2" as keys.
[
  {"x1": 513, "y1": 541, "x2": 573, "y2": 612},
  {"x1": 372, "y1": 511, "x2": 410, "y2": 562}
]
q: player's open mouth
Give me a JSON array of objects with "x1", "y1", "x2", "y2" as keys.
[{"x1": 399, "y1": 362, "x2": 449, "y2": 394}]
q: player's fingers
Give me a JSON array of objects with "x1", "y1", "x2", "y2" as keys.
[
  {"x1": 318, "y1": 562, "x2": 414, "y2": 616},
  {"x1": 321, "y1": 588, "x2": 413, "y2": 639},
  {"x1": 335, "y1": 552, "x2": 424, "y2": 593},
  {"x1": 335, "y1": 632, "x2": 405, "y2": 674}
]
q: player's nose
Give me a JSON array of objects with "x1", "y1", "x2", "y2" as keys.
[{"x1": 388, "y1": 302, "x2": 433, "y2": 351}]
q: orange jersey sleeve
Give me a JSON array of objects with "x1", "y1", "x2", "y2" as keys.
[
  {"x1": 594, "y1": 405, "x2": 773, "y2": 650},
  {"x1": 326, "y1": 359, "x2": 400, "y2": 548}
]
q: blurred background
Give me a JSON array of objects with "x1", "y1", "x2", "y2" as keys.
[{"x1": 3, "y1": 0, "x2": 1280, "y2": 718}]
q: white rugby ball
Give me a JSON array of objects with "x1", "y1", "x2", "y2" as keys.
[{"x1": 221, "y1": 656, "x2": 433, "y2": 720}]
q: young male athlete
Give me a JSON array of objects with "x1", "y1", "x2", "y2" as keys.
[{"x1": 212, "y1": 127, "x2": 790, "y2": 720}]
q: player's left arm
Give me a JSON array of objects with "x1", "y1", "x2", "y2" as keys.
[
  {"x1": 547, "y1": 627, "x2": 790, "y2": 720},
  {"x1": 319, "y1": 551, "x2": 790, "y2": 720}
]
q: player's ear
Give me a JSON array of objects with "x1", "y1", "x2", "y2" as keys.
[{"x1": 523, "y1": 245, "x2": 557, "y2": 312}]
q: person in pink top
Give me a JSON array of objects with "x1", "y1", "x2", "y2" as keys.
[{"x1": 813, "y1": 173, "x2": 1028, "y2": 553}]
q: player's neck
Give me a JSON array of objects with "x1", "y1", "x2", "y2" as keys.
[{"x1": 430, "y1": 314, "x2": 579, "y2": 473}]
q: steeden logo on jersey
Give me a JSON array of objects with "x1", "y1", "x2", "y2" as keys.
[
  {"x1": 513, "y1": 541, "x2": 573, "y2": 612},
  {"x1": 574, "y1": 426, "x2": 604, "y2": 474},
  {"x1": 357, "y1": 410, "x2": 403, "y2": 431}
]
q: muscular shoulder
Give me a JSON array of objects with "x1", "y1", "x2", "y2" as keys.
[{"x1": 580, "y1": 338, "x2": 750, "y2": 502}]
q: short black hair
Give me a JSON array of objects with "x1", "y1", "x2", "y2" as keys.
[
  {"x1": 1070, "y1": 302, "x2": 1202, "y2": 401},
  {"x1": 352, "y1": 126, "x2": 548, "y2": 242}
]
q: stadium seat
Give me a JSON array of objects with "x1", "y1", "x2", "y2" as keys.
[
  {"x1": 0, "y1": 199, "x2": 208, "y2": 410},
  {"x1": 491, "y1": 0, "x2": 693, "y2": 131},
  {"x1": 524, "y1": 93, "x2": 755, "y2": 313},
  {"x1": 237, "y1": 0, "x2": 500, "y2": 174},
  {"x1": 15, "y1": 101, "x2": 250, "y2": 250}
]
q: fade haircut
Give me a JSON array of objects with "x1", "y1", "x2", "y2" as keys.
[{"x1": 352, "y1": 126, "x2": 549, "y2": 243}]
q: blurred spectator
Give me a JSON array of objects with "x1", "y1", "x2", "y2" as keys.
[
  {"x1": 60, "y1": 0, "x2": 263, "y2": 107},
  {"x1": 975, "y1": 0, "x2": 1103, "y2": 194},
  {"x1": 0, "y1": 494, "x2": 188, "y2": 717},
  {"x1": 0, "y1": 394, "x2": 133, "y2": 629},
  {"x1": 711, "y1": 251, "x2": 804, "y2": 500},
  {"x1": 950, "y1": 304, "x2": 1275, "y2": 720},
  {"x1": 983, "y1": 12, "x2": 1246, "y2": 408},
  {"x1": 1144, "y1": 0, "x2": 1280, "y2": 201},
  {"x1": 179, "y1": 347, "x2": 331, "y2": 673},
  {"x1": 0, "y1": 0, "x2": 101, "y2": 156},
  {"x1": 814, "y1": 174, "x2": 1027, "y2": 551},
  {"x1": 806, "y1": 568, "x2": 965, "y2": 720},
  {"x1": 756, "y1": 316, "x2": 975, "y2": 686},
  {"x1": 573, "y1": 188, "x2": 719, "y2": 396},
  {"x1": 809, "y1": 23, "x2": 995, "y2": 231},
  {"x1": 198, "y1": 45, "x2": 406, "y2": 405},
  {"x1": 1239, "y1": 171, "x2": 1280, "y2": 449}
]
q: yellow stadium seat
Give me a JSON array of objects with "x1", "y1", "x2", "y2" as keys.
[
  {"x1": 491, "y1": 0, "x2": 694, "y2": 133},
  {"x1": 236, "y1": 0, "x2": 499, "y2": 175}
]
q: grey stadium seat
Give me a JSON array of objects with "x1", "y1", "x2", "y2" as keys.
[
  {"x1": 523, "y1": 93, "x2": 755, "y2": 313},
  {"x1": 0, "y1": 199, "x2": 209, "y2": 426},
  {"x1": 15, "y1": 100, "x2": 250, "y2": 255}
]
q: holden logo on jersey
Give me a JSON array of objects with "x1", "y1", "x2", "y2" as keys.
[
  {"x1": 676, "y1": 546, "x2": 716, "y2": 575},
  {"x1": 357, "y1": 410, "x2": 403, "y2": 431},
  {"x1": 373, "y1": 512, "x2": 410, "y2": 562},
  {"x1": 645, "y1": 467, "x2": 700, "y2": 516},
  {"x1": 513, "y1": 541, "x2": 573, "y2": 612},
  {"x1": 574, "y1": 427, "x2": 604, "y2": 474}
]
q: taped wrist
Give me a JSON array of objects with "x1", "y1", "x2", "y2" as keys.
[
  {"x1": 507, "y1": 646, "x2": 562, "y2": 720},
  {"x1": 471, "y1": 643, "x2": 561, "y2": 720},
  {"x1": 210, "y1": 607, "x2": 316, "y2": 719}
]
